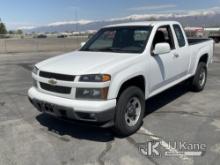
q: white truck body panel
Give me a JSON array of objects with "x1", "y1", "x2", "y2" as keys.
[{"x1": 28, "y1": 21, "x2": 214, "y2": 124}]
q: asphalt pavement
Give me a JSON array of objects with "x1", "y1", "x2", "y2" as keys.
[{"x1": 0, "y1": 45, "x2": 220, "y2": 165}]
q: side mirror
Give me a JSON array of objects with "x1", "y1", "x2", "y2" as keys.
[
  {"x1": 80, "y1": 42, "x2": 86, "y2": 48},
  {"x1": 153, "y1": 43, "x2": 171, "y2": 55}
]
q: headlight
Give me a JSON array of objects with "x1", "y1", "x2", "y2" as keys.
[
  {"x1": 76, "y1": 87, "x2": 109, "y2": 100},
  {"x1": 79, "y1": 74, "x2": 111, "y2": 82},
  {"x1": 32, "y1": 66, "x2": 39, "y2": 75}
]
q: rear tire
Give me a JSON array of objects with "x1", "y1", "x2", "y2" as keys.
[
  {"x1": 190, "y1": 62, "x2": 207, "y2": 92},
  {"x1": 114, "y1": 86, "x2": 145, "y2": 136}
]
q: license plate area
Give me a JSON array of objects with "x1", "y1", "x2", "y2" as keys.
[
  {"x1": 42, "y1": 102, "x2": 55, "y2": 113},
  {"x1": 34, "y1": 99, "x2": 74, "y2": 119}
]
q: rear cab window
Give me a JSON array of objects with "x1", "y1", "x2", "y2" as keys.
[{"x1": 173, "y1": 24, "x2": 186, "y2": 47}]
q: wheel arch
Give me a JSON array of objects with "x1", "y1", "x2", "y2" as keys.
[
  {"x1": 191, "y1": 48, "x2": 210, "y2": 75},
  {"x1": 116, "y1": 75, "x2": 146, "y2": 99},
  {"x1": 108, "y1": 70, "x2": 149, "y2": 100},
  {"x1": 198, "y1": 54, "x2": 209, "y2": 65}
]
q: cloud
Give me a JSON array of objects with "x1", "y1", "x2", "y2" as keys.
[
  {"x1": 5, "y1": 22, "x2": 38, "y2": 30},
  {"x1": 47, "y1": 20, "x2": 94, "y2": 26},
  {"x1": 111, "y1": 6, "x2": 220, "y2": 22},
  {"x1": 17, "y1": 26, "x2": 36, "y2": 30},
  {"x1": 17, "y1": 5, "x2": 220, "y2": 30},
  {"x1": 161, "y1": 6, "x2": 220, "y2": 14},
  {"x1": 67, "y1": 6, "x2": 79, "y2": 10},
  {"x1": 129, "y1": 4, "x2": 176, "y2": 11}
]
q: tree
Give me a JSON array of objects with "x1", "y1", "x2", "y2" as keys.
[
  {"x1": 147, "y1": 17, "x2": 157, "y2": 21},
  {"x1": 16, "y1": 29, "x2": 23, "y2": 35},
  {"x1": 0, "y1": 22, "x2": 7, "y2": 34},
  {"x1": 8, "y1": 30, "x2": 15, "y2": 34}
]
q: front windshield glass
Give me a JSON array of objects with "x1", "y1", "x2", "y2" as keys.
[{"x1": 80, "y1": 26, "x2": 152, "y2": 53}]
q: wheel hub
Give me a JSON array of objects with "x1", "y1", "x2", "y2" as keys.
[
  {"x1": 127, "y1": 105, "x2": 136, "y2": 118},
  {"x1": 125, "y1": 97, "x2": 142, "y2": 127}
]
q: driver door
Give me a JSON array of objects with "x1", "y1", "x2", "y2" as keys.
[{"x1": 148, "y1": 25, "x2": 179, "y2": 93}]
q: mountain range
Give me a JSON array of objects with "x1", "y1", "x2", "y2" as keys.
[{"x1": 22, "y1": 11, "x2": 220, "y2": 33}]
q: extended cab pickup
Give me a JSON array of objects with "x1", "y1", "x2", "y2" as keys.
[{"x1": 28, "y1": 21, "x2": 214, "y2": 136}]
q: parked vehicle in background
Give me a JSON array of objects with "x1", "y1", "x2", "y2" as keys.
[
  {"x1": 34, "y1": 34, "x2": 47, "y2": 39},
  {"x1": 57, "y1": 34, "x2": 68, "y2": 38},
  {"x1": 204, "y1": 28, "x2": 220, "y2": 43},
  {"x1": 0, "y1": 34, "x2": 10, "y2": 39},
  {"x1": 28, "y1": 21, "x2": 214, "y2": 136}
]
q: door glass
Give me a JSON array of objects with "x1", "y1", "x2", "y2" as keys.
[
  {"x1": 152, "y1": 25, "x2": 175, "y2": 50},
  {"x1": 173, "y1": 25, "x2": 186, "y2": 47}
]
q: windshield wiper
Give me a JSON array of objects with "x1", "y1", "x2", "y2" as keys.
[
  {"x1": 82, "y1": 47, "x2": 140, "y2": 53},
  {"x1": 83, "y1": 47, "x2": 119, "y2": 52},
  {"x1": 100, "y1": 47, "x2": 121, "y2": 52}
]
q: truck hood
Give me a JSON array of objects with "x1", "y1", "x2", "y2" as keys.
[{"x1": 36, "y1": 51, "x2": 135, "y2": 75}]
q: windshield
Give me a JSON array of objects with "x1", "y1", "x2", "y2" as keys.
[{"x1": 80, "y1": 26, "x2": 152, "y2": 53}]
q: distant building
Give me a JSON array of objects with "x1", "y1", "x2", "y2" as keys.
[
  {"x1": 184, "y1": 27, "x2": 204, "y2": 38},
  {"x1": 204, "y1": 27, "x2": 220, "y2": 43}
]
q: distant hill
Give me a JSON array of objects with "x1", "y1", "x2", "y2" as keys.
[{"x1": 23, "y1": 13, "x2": 220, "y2": 33}]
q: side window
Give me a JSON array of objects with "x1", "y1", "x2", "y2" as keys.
[
  {"x1": 152, "y1": 25, "x2": 175, "y2": 50},
  {"x1": 173, "y1": 25, "x2": 186, "y2": 47}
]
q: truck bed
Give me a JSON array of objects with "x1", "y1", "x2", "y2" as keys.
[{"x1": 188, "y1": 38, "x2": 212, "y2": 45}]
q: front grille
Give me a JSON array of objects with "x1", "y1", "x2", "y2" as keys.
[
  {"x1": 40, "y1": 82, "x2": 71, "y2": 94},
  {"x1": 39, "y1": 71, "x2": 75, "y2": 81}
]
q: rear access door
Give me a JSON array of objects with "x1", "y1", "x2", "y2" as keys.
[{"x1": 171, "y1": 24, "x2": 191, "y2": 77}]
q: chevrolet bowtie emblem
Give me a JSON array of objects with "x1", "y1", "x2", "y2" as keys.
[{"x1": 48, "y1": 79, "x2": 57, "y2": 85}]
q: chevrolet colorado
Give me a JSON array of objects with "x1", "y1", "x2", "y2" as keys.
[{"x1": 28, "y1": 21, "x2": 214, "y2": 136}]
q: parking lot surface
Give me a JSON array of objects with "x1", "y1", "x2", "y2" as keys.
[{"x1": 0, "y1": 45, "x2": 220, "y2": 165}]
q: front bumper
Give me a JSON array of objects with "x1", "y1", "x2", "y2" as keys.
[{"x1": 28, "y1": 87, "x2": 116, "y2": 125}]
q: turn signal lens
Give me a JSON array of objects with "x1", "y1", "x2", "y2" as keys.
[{"x1": 102, "y1": 74, "x2": 111, "y2": 82}]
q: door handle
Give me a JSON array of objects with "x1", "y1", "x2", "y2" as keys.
[{"x1": 173, "y1": 53, "x2": 179, "y2": 58}]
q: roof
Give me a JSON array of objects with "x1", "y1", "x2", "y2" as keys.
[{"x1": 104, "y1": 21, "x2": 179, "y2": 28}]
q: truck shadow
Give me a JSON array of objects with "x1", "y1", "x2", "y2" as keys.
[
  {"x1": 36, "y1": 82, "x2": 190, "y2": 141},
  {"x1": 145, "y1": 81, "x2": 189, "y2": 116},
  {"x1": 36, "y1": 114, "x2": 114, "y2": 142}
]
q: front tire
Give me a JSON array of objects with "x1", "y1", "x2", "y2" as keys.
[
  {"x1": 190, "y1": 62, "x2": 207, "y2": 92},
  {"x1": 114, "y1": 86, "x2": 145, "y2": 136}
]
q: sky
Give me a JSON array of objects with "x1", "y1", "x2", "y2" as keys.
[{"x1": 1, "y1": 0, "x2": 220, "y2": 29}]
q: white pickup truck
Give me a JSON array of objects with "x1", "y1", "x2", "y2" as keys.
[{"x1": 28, "y1": 21, "x2": 214, "y2": 136}]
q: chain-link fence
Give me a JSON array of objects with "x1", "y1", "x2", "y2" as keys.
[{"x1": 0, "y1": 35, "x2": 88, "y2": 53}]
